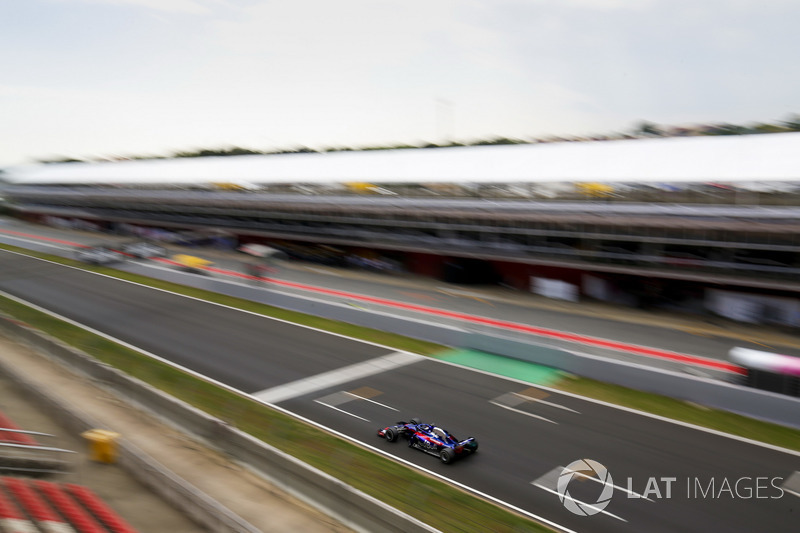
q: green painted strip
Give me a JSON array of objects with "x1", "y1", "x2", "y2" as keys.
[{"x1": 435, "y1": 349, "x2": 564, "y2": 386}]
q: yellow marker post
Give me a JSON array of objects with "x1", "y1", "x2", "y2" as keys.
[{"x1": 81, "y1": 429, "x2": 120, "y2": 464}]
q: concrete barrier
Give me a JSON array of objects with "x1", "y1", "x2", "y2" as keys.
[
  {"x1": 121, "y1": 262, "x2": 466, "y2": 346},
  {"x1": 574, "y1": 352, "x2": 800, "y2": 428},
  {"x1": 0, "y1": 325, "x2": 260, "y2": 533},
  {"x1": 462, "y1": 331, "x2": 800, "y2": 429}
]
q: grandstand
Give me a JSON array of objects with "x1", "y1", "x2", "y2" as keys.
[
  {"x1": 0, "y1": 477, "x2": 139, "y2": 533},
  {"x1": 4, "y1": 132, "x2": 800, "y2": 326},
  {"x1": 0, "y1": 410, "x2": 139, "y2": 533}
]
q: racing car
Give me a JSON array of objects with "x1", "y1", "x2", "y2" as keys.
[
  {"x1": 377, "y1": 418, "x2": 478, "y2": 464},
  {"x1": 74, "y1": 245, "x2": 126, "y2": 266},
  {"x1": 120, "y1": 240, "x2": 167, "y2": 259}
]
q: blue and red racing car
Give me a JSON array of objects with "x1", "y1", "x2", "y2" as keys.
[{"x1": 377, "y1": 418, "x2": 478, "y2": 464}]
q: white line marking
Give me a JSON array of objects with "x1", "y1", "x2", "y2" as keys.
[
  {"x1": 344, "y1": 391, "x2": 398, "y2": 410},
  {"x1": 253, "y1": 351, "x2": 423, "y2": 404},
  {"x1": 568, "y1": 468, "x2": 652, "y2": 501},
  {"x1": 303, "y1": 266, "x2": 339, "y2": 276},
  {"x1": 533, "y1": 483, "x2": 627, "y2": 522},
  {"x1": 314, "y1": 400, "x2": 369, "y2": 421},
  {"x1": 514, "y1": 392, "x2": 581, "y2": 414},
  {"x1": 436, "y1": 287, "x2": 482, "y2": 296},
  {"x1": 0, "y1": 235, "x2": 68, "y2": 250},
  {"x1": 781, "y1": 471, "x2": 800, "y2": 499},
  {"x1": 315, "y1": 391, "x2": 351, "y2": 407},
  {"x1": 782, "y1": 488, "x2": 800, "y2": 499},
  {"x1": 490, "y1": 400, "x2": 557, "y2": 424}
]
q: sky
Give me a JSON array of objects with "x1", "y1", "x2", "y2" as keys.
[{"x1": 2, "y1": 0, "x2": 800, "y2": 166}]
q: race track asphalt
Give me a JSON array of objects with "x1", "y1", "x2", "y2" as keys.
[{"x1": 0, "y1": 249, "x2": 797, "y2": 533}]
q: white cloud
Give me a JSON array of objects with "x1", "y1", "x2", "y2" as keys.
[
  {"x1": 511, "y1": 0, "x2": 656, "y2": 11},
  {"x1": 52, "y1": 0, "x2": 222, "y2": 14},
  {"x1": 215, "y1": 2, "x2": 431, "y2": 62},
  {"x1": 3, "y1": 0, "x2": 800, "y2": 165}
]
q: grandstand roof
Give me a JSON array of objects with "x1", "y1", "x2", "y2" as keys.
[{"x1": 6, "y1": 132, "x2": 800, "y2": 185}]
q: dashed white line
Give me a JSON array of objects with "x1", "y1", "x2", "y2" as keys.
[
  {"x1": 782, "y1": 471, "x2": 800, "y2": 499},
  {"x1": 533, "y1": 483, "x2": 627, "y2": 522},
  {"x1": 314, "y1": 400, "x2": 370, "y2": 421},
  {"x1": 344, "y1": 391, "x2": 398, "y2": 410},
  {"x1": 514, "y1": 392, "x2": 581, "y2": 414},
  {"x1": 490, "y1": 400, "x2": 557, "y2": 424},
  {"x1": 569, "y1": 469, "x2": 652, "y2": 501}
]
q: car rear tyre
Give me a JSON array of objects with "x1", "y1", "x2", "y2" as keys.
[
  {"x1": 385, "y1": 428, "x2": 397, "y2": 442},
  {"x1": 440, "y1": 448, "x2": 455, "y2": 464}
]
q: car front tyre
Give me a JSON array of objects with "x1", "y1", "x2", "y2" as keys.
[{"x1": 385, "y1": 428, "x2": 397, "y2": 442}]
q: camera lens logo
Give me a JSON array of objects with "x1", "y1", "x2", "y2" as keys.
[{"x1": 557, "y1": 459, "x2": 614, "y2": 516}]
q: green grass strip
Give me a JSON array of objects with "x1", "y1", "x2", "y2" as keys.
[{"x1": 436, "y1": 349, "x2": 565, "y2": 386}]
